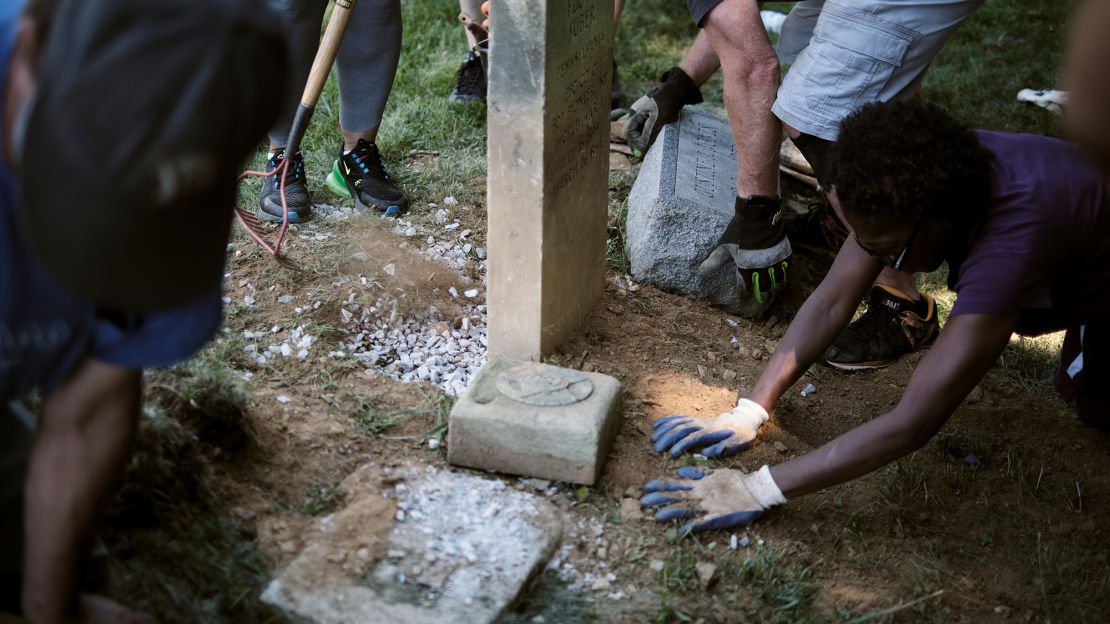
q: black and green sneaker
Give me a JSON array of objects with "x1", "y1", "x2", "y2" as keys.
[
  {"x1": 325, "y1": 139, "x2": 407, "y2": 217},
  {"x1": 258, "y1": 148, "x2": 311, "y2": 223}
]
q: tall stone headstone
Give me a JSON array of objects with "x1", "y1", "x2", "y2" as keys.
[
  {"x1": 486, "y1": 0, "x2": 613, "y2": 361},
  {"x1": 447, "y1": 1, "x2": 620, "y2": 486}
]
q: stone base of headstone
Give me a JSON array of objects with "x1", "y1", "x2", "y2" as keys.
[
  {"x1": 627, "y1": 106, "x2": 765, "y2": 316},
  {"x1": 262, "y1": 464, "x2": 562, "y2": 624},
  {"x1": 447, "y1": 359, "x2": 621, "y2": 485}
]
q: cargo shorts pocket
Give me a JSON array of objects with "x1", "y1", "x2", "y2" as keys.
[{"x1": 780, "y1": 2, "x2": 917, "y2": 126}]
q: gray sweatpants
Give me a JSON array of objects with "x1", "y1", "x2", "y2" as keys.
[{"x1": 268, "y1": 0, "x2": 403, "y2": 147}]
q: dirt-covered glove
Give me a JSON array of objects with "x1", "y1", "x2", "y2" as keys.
[
  {"x1": 624, "y1": 66, "x2": 703, "y2": 154},
  {"x1": 700, "y1": 195, "x2": 792, "y2": 312},
  {"x1": 640, "y1": 465, "x2": 785, "y2": 534},
  {"x1": 651, "y1": 398, "x2": 768, "y2": 457}
]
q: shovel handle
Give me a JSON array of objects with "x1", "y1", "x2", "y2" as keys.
[{"x1": 302, "y1": 0, "x2": 356, "y2": 107}]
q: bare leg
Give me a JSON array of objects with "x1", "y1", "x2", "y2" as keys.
[
  {"x1": 343, "y1": 127, "x2": 379, "y2": 152},
  {"x1": 614, "y1": 0, "x2": 625, "y2": 27},
  {"x1": 702, "y1": 0, "x2": 780, "y2": 198},
  {"x1": 460, "y1": 0, "x2": 483, "y2": 48},
  {"x1": 679, "y1": 30, "x2": 721, "y2": 86}
]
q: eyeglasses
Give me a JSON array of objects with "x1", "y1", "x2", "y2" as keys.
[{"x1": 855, "y1": 220, "x2": 921, "y2": 270}]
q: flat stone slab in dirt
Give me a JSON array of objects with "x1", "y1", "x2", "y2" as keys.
[
  {"x1": 262, "y1": 465, "x2": 563, "y2": 624},
  {"x1": 448, "y1": 359, "x2": 622, "y2": 485},
  {"x1": 627, "y1": 106, "x2": 743, "y2": 311}
]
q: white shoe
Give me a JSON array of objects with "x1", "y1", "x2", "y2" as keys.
[{"x1": 1017, "y1": 88, "x2": 1068, "y2": 115}]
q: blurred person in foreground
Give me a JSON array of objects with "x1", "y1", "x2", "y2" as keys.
[
  {"x1": 642, "y1": 100, "x2": 1109, "y2": 533},
  {"x1": 1, "y1": 0, "x2": 284, "y2": 620},
  {"x1": 1065, "y1": 0, "x2": 1110, "y2": 171}
]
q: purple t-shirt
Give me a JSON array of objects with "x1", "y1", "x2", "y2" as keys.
[{"x1": 948, "y1": 131, "x2": 1110, "y2": 334}]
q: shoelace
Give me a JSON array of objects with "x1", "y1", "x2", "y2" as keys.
[
  {"x1": 352, "y1": 145, "x2": 390, "y2": 181},
  {"x1": 273, "y1": 151, "x2": 306, "y2": 182}
]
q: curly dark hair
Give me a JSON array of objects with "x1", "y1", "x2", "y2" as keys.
[{"x1": 826, "y1": 100, "x2": 994, "y2": 228}]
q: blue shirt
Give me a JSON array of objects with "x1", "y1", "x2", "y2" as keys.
[{"x1": 1, "y1": 2, "x2": 223, "y2": 400}]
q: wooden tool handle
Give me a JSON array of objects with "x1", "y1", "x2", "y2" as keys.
[{"x1": 300, "y1": 0, "x2": 356, "y2": 108}]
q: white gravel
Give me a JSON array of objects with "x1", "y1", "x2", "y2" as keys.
[
  {"x1": 336, "y1": 300, "x2": 487, "y2": 397},
  {"x1": 234, "y1": 204, "x2": 489, "y2": 397},
  {"x1": 298, "y1": 206, "x2": 490, "y2": 396}
]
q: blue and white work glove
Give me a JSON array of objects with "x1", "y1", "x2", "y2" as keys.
[
  {"x1": 651, "y1": 398, "x2": 768, "y2": 457},
  {"x1": 700, "y1": 195, "x2": 792, "y2": 314},
  {"x1": 640, "y1": 465, "x2": 786, "y2": 534}
]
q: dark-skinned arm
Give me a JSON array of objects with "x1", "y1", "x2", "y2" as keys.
[
  {"x1": 771, "y1": 311, "x2": 1018, "y2": 497},
  {"x1": 749, "y1": 236, "x2": 883, "y2": 409},
  {"x1": 21, "y1": 359, "x2": 142, "y2": 623}
]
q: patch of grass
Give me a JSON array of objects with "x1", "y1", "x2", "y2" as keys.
[
  {"x1": 104, "y1": 406, "x2": 277, "y2": 624},
  {"x1": 653, "y1": 540, "x2": 833, "y2": 623},
  {"x1": 661, "y1": 547, "x2": 700, "y2": 593},
  {"x1": 497, "y1": 568, "x2": 596, "y2": 624},
  {"x1": 347, "y1": 388, "x2": 454, "y2": 439},
  {"x1": 874, "y1": 450, "x2": 940, "y2": 519},
  {"x1": 300, "y1": 480, "x2": 348, "y2": 516},
  {"x1": 145, "y1": 356, "x2": 254, "y2": 457},
  {"x1": 653, "y1": 599, "x2": 696, "y2": 623},
  {"x1": 607, "y1": 195, "x2": 632, "y2": 275},
  {"x1": 925, "y1": 0, "x2": 1082, "y2": 137},
  {"x1": 723, "y1": 547, "x2": 823, "y2": 623},
  {"x1": 421, "y1": 388, "x2": 455, "y2": 440},
  {"x1": 997, "y1": 334, "x2": 1064, "y2": 395},
  {"x1": 352, "y1": 402, "x2": 415, "y2": 436}
]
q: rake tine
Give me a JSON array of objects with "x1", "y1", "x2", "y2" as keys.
[
  {"x1": 234, "y1": 206, "x2": 263, "y2": 231},
  {"x1": 233, "y1": 206, "x2": 305, "y2": 272},
  {"x1": 274, "y1": 253, "x2": 304, "y2": 271},
  {"x1": 236, "y1": 209, "x2": 260, "y2": 228},
  {"x1": 235, "y1": 208, "x2": 275, "y2": 254}
]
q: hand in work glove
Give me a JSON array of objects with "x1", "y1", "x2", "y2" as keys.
[
  {"x1": 640, "y1": 465, "x2": 785, "y2": 534},
  {"x1": 700, "y1": 195, "x2": 792, "y2": 312},
  {"x1": 624, "y1": 66, "x2": 704, "y2": 154},
  {"x1": 651, "y1": 398, "x2": 768, "y2": 457}
]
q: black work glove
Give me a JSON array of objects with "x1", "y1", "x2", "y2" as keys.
[
  {"x1": 624, "y1": 66, "x2": 704, "y2": 154},
  {"x1": 699, "y1": 195, "x2": 792, "y2": 311}
]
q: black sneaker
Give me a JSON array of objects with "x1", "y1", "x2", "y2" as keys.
[
  {"x1": 824, "y1": 285, "x2": 940, "y2": 370},
  {"x1": 448, "y1": 51, "x2": 486, "y2": 104},
  {"x1": 258, "y1": 148, "x2": 311, "y2": 223},
  {"x1": 325, "y1": 139, "x2": 407, "y2": 216}
]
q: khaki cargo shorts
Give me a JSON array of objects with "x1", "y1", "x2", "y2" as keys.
[{"x1": 772, "y1": 0, "x2": 983, "y2": 141}]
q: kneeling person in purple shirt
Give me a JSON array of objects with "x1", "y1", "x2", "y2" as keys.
[
  {"x1": 643, "y1": 100, "x2": 1109, "y2": 533},
  {"x1": 1, "y1": 0, "x2": 285, "y2": 620}
]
